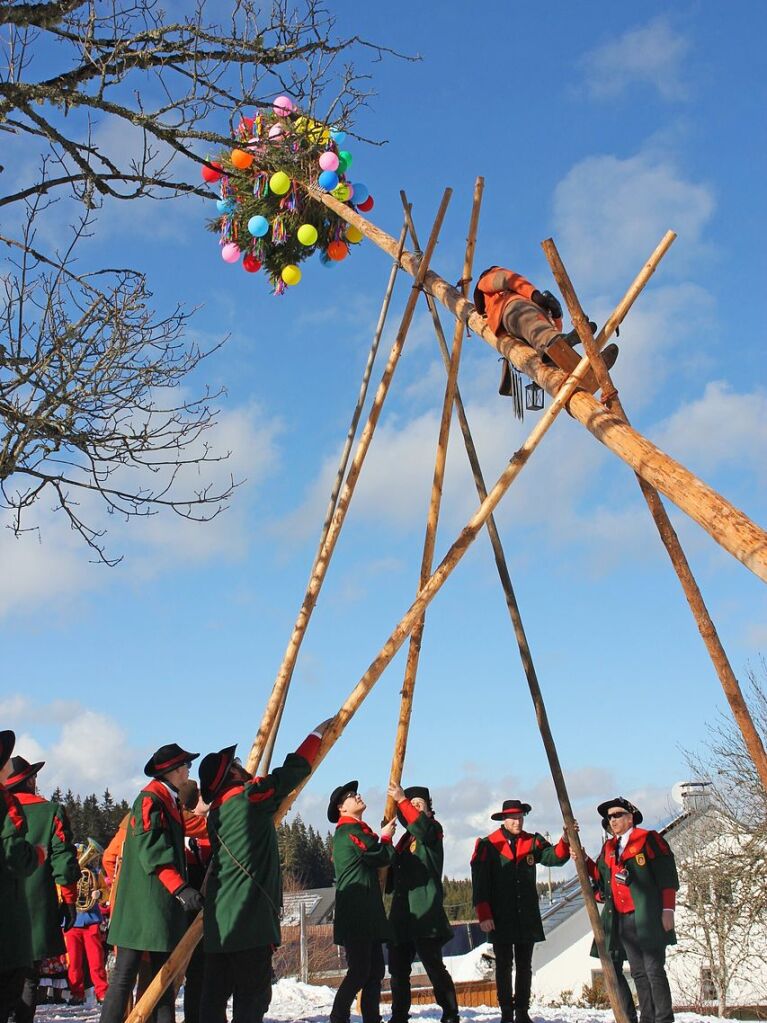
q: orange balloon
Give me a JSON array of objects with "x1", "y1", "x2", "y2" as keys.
[
  {"x1": 231, "y1": 148, "x2": 254, "y2": 170},
  {"x1": 327, "y1": 240, "x2": 349, "y2": 262}
]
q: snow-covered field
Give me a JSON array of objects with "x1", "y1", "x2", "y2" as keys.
[{"x1": 37, "y1": 980, "x2": 736, "y2": 1023}]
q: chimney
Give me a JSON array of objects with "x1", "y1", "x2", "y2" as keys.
[{"x1": 680, "y1": 780, "x2": 712, "y2": 813}]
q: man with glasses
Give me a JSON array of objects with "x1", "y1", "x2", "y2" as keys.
[
  {"x1": 99, "y1": 743, "x2": 201, "y2": 1023},
  {"x1": 328, "y1": 780, "x2": 396, "y2": 1023},
  {"x1": 584, "y1": 797, "x2": 679, "y2": 1023}
]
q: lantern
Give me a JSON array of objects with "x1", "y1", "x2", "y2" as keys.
[{"x1": 525, "y1": 381, "x2": 545, "y2": 411}]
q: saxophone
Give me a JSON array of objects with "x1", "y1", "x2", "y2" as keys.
[{"x1": 75, "y1": 837, "x2": 105, "y2": 912}]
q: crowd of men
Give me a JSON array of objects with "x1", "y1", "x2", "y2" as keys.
[{"x1": 1, "y1": 725, "x2": 679, "y2": 1023}]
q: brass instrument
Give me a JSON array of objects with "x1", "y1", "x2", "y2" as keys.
[{"x1": 75, "y1": 837, "x2": 104, "y2": 912}]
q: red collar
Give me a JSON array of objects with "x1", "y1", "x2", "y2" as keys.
[
  {"x1": 143, "y1": 779, "x2": 182, "y2": 823},
  {"x1": 13, "y1": 792, "x2": 46, "y2": 805},
  {"x1": 608, "y1": 827, "x2": 648, "y2": 861},
  {"x1": 337, "y1": 816, "x2": 376, "y2": 836},
  {"x1": 487, "y1": 827, "x2": 533, "y2": 860},
  {"x1": 211, "y1": 784, "x2": 244, "y2": 809}
]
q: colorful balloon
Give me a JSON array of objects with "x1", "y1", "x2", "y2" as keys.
[
  {"x1": 273, "y1": 95, "x2": 294, "y2": 117},
  {"x1": 201, "y1": 162, "x2": 223, "y2": 183},
  {"x1": 332, "y1": 183, "x2": 351, "y2": 202},
  {"x1": 351, "y1": 183, "x2": 369, "y2": 205},
  {"x1": 318, "y1": 170, "x2": 339, "y2": 191},
  {"x1": 346, "y1": 225, "x2": 363, "y2": 244},
  {"x1": 358, "y1": 195, "x2": 375, "y2": 213},
  {"x1": 319, "y1": 151, "x2": 340, "y2": 172},
  {"x1": 243, "y1": 254, "x2": 262, "y2": 273},
  {"x1": 247, "y1": 215, "x2": 270, "y2": 237},
  {"x1": 330, "y1": 129, "x2": 346, "y2": 144},
  {"x1": 281, "y1": 264, "x2": 302, "y2": 285},
  {"x1": 326, "y1": 240, "x2": 349, "y2": 262},
  {"x1": 216, "y1": 198, "x2": 236, "y2": 215},
  {"x1": 230, "y1": 148, "x2": 254, "y2": 170},
  {"x1": 297, "y1": 224, "x2": 319, "y2": 246},
  {"x1": 337, "y1": 150, "x2": 352, "y2": 171},
  {"x1": 269, "y1": 171, "x2": 291, "y2": 195},
  {"x1": 221, "y1": 242, "x2": 241, "y2": 263}
]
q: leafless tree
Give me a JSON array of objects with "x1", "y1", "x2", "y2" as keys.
[
  {"x1": 0, "y1": 0, "x2": 404, "y2": 213},
  {"x1": 0, "y1": 1, "x2": 405, "y2": 562}
]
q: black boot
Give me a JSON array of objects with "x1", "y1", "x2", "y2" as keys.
[{"x1": 563, "y1": 320, "x2": 598, "y2": 347}]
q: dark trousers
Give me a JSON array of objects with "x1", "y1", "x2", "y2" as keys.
[
  {"x1": 15, "y1": 964, "x2": 39, "y2": 1023},
  {"x1": 331, "y1": 940, "x2": 385, "y2": 1023},
  {"x1": 388, "y1": 939, "x2": 459, "y2": 1023},
  {"x1": 617, "y1": 914, "x2": 674, "y2": 1023},
  {"x1": 199, "y1": 946, "x2": 272, "y2": 1023},
  {"x1": 99, "y1": 948, "x2": 174, "y2": 1023},
  {"x1": 183, "y1": 941, "x2": 206, "y2": 1023},
  {"x1": 492, "y1": 942, "x2": 534, "y2": 1022},
  {"x1": 0, "y1": 969, "x2": 27, "y2": 1023}
]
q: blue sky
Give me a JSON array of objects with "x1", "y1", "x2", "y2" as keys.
[{"x1": 2, "y1": 1, "x2": 766, "y2": 874}]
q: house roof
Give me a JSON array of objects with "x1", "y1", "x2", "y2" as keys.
[{"x1": 281, "y1": 886, "x2": 335, "y2": 926}]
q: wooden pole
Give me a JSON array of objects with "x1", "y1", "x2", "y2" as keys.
[
  {"x1": 383, "y1": 178, "x2": 484, "y2": 823},
  {"x1": 306, "y1": 186, "x2": 767, "y2": 583},
  {"x1": 257, "y1": 221, "x2": 409, "y2": 775},
  {"x1": 543, "y1": 237, "x2": 767, "y2": 795},
  {"x1": 244, "y1": 190, "x2": 453, "y2": 774}
]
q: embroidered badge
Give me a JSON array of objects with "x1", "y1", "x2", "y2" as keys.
[
  {"x1": 526, "y1": 854, "x2": 535, "y2": 865},
  {"x1": 635, "y1": 853, "x2": 646, "y2": 867}
]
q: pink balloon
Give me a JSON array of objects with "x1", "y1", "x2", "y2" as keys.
[
  {"x1": 318, "y1": 151, "x2": 339, "y2": 172},
  {"x1": 268, "y1": 124, "x2": 284, "y2": 140},
  {"x1": 273, "y1": 95, "x2": 294, "y2": 116},
  {"x1": 221, "y1": 242, "x2": 241, "y2": 264}
]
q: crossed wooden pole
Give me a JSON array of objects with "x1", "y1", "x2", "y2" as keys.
[{"x1": 127, "y1": 184, "x2": 767, "y2": 1023}]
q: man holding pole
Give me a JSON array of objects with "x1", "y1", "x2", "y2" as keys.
[
  {"x1": 328, "y1": 781, "x2": 396, "y2": 1023},
  {"x1": 99, "y1": 742, "x2": 201, "y2": 1023},
  {"x1": 471, "y1": 799, "x2": 571, "y2": 1023},
  {"x1": 196, "y1": 721, "x2": 329, "y2": 1023},
  {"x1": 584, "y1": 797, "x2": 678, "y2": 1023},
  {"x1": 386, "y1": 781, "x2": 459, "y2": 1023}
]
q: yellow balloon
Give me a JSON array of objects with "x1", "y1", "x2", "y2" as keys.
[
  {"x1": 332, "y1": 183, "x2": 350, "y2": 202},
  {"x1": 297, "y1": 224, "x2": 318, "y2": 246},
  {"x1": 281, "y1": 264, "x2": 302, "y2": 286},
  {"x1": 346, "y1": 226, "x2": 363, "y2": 244},
  {"x1": 270, "y1": 171, "x2": 291, "y2": 195}
]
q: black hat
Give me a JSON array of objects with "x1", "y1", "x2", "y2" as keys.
[
  {"x1": 491, "y1": 798, "x2": 532, "y2": 821},
  {"x1": 144, "y1": 743, "x2": 199, "y2": 778},
  {"x1": 597, "y1": 796, "x2": 643, "y2": 828},
  {"x1": 396, "y1": 785, "x2": 433, "y2": 826},
  {"x1": 0, "y1": 730, "x2": 15, "y2": 772},
  {"x1": 5, "y1": 756, "x2": 45, "y2": 791},
  {"x1": 327, "y1": 779, "x2": 358, "y2": 823},
  {"x1": 199, "y1": 745, "x2": 238, "y2": 804}
]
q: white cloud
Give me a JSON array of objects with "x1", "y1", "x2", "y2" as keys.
[
  {"x1": 653, "y1": 381, "x2": 767, "y2": 482},
  {"x1": 580, "y1": 17, "x2": 691, "y2": 101},
  {"x1": 552, "y1": 148, "x2": 715, "y2": 291}
]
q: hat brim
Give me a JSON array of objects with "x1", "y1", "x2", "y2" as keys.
[
  {"x1": 200, "y1": 744, "x2": 238, "y2": 804},
  {"x1": 5, "y1": 760, "x2": 45, "y2": 791},
  {"x1": 597, "y1": 798, "x2": 643, "y2": 825},
  {"x1": 491, "y1": 802, "x2": 531, "y2": 821},
  {"x1": 144, "y1": 749, "x2": 200, "y2": 778},
  {"x1": 327, "y1": 779, "x2": 358, "y2": 823}
]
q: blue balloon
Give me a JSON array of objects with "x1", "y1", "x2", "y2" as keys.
[
  {"x1": 216, "y1": 198, "x2": 236, "y2": 215},
  {"x1": 318, "y1": 170, "x2": 339, "y2": 191},
  {"x1": 247, "y1": 215, "x2": 269, "y2": 238},
  {"x1": 330, "y1": 129, "x2": 346, "y2": 144},
  {"x1": 351, "y1": 183, "x2": 369, "y2": 205}
]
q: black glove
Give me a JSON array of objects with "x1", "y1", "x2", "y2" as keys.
[
  {"x1": 536, "y1": 289, "x2": 563, "y2": 319},
  {"x1": 60, "y1": 902, "x2": 77, "y2": 932},
  {"x1": 174, "y1": 884, "x2": 204, "y2": 913}
]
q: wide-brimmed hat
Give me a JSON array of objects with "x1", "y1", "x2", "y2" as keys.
[
  {"x1": 327, "y1": 779, "x2": 358, "y2": 823},
  {"x1": 199, "y1": 745, "x2": 238, "y2": 804},
  {"x1": 144, "y1": 743, "x2": 199, "y2": 778},
  {"x1": 491, "y1": 799, "x2": 532, "y2": 821},
  {"x1": 597, "y1": 796, "x2": 643, "y2": 827},
  {"x1": 396, "y1": 785, "x2": 433, "y2": 825},
  {"x1": 0, "y1": 730, "x2": 16, "y2": 771},
  {"x1": 5, "y1": 756, "x2": 45, "y2": 791}
]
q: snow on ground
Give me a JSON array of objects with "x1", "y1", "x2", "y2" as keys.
[
  {"x1": 443, "y1": 942, "x2": 494, "y2": 982},
  {"x1": 37, "y1": 984, "x2": 739, "y2": 1023}
]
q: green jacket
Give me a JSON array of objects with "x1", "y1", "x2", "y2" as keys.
[
  {"x1": 387, "y1": 799, "x2": 452, "y2": 945},
  {"x1": 107, "y1": 779, "x2": 189, "y2": 952},
  {"x1": 16, "y1": 793, "x2": 80, "y2": 959},
  {"x1": 588, "y1": 827, "x2": 679, "y2": 961},
  {"x1": 1, "y1": 785, "x2": 42, "y2": 969},
  {"x1": 333, "y1": 817, "x2": 393, "y2": 945},
  {"x1": 471, "y1": 828, "x2": 570, "y2": 944},
  {"x1": 204, "y1": 750, "x2": 312, "y2": 953}
]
